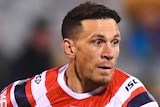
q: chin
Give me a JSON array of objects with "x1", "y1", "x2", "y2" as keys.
[{"x1": 94, "y1": 77, "x2": 112, "y2": 86}]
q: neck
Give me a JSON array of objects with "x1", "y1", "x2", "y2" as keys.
[{"x1": 64, "y1": 64, "x2": 100, "y2": 93}]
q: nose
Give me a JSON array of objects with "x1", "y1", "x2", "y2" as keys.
[{"x1": 101, "y1": 44, "x2": 114, "y2": 60}]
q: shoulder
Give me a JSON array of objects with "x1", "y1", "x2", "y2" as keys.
[
  {"x1": 0, "y1": 78, "x2": 30, "y2": 107},
  {"x1": 111, "y1": 68, "x2": 159, "y2": 107},
  {"x1": 0, "y1": 67, "x2": 60, "y2": 107}
]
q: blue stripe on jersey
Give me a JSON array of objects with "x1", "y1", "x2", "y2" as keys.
[
  {"x1": 127, "y1": 92, "x2": 155, "y2": 107},
  {"x1": 14, "y1": 80, "x2": 31, "y2": 107}
]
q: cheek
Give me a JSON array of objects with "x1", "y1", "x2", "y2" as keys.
[
  {"x1": 77, "y1": 48, "x2": 98, "y2": 64},
  {"x1": 77, "y1": 45, "x2": 92, "y2": 58},
  {"x1": 76, "y1": 50, "x2": 91, "y2": 64},
  {"x1": 116, "y1": 48, "x2": 120, "y2": 58},
  {"x1": 75, "y1": 47, "x2": 98, "y2": 73}
]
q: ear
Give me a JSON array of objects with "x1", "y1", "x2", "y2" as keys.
[{"x1": 62, "y1": 38, "x2": 75, "y2": 58}]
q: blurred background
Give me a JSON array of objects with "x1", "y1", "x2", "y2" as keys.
[{"x1": 0, "y1": 0, "x2": 159, "y2": 104}]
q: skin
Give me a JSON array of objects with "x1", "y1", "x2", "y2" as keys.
[{"x1": 62, "y1": 18, "x2": 121, "y2": 93}]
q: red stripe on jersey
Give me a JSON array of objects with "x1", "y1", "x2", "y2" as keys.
[
  {"x1": 25, "y1": 77, "x2": 36, "y2": 106},
  {"x1": 45, "y1": 68, "x2": 59, "y2": 106},
  {"x1": 102, "y1": 69, "x2": 130, "y2": 104},
  {"x1": 0, "y1": 84, "x2": 13, "y2": 107},
  {"x1": 6, "y1": 84, "x2": 13, "y2": 107},
  {"x1": 45, "y1": 67, "x2": 75, "y2": 107},
  {"x1": 122, "y1": 86, "x2": 146, "y2": 107}
]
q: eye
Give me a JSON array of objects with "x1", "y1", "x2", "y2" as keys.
[
  {"x1": 111, "y1": 39, "x2": 120, "y2": 46},
  {"x1": 94, "y1": 39, "x2": 103, "y2": 45}
]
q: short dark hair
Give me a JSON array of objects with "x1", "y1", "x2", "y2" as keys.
[{"x1": 62, "y1": 1, "x2": 121, "y2": 39}]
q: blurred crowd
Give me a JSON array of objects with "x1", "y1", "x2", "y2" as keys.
[
  {"x1": 123, "y1": 0, "x2": 160, "y2": 103},
  {"x1": 0, "y1": 0, "x2": 159, "y2": 104}
]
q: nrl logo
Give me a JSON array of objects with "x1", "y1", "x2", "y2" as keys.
[{"x1": 35, "y1": 74, "x2": 42, "y2": 84}]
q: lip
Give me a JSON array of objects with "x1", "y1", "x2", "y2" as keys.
[{"x1": 97, "y1": 65, "x2": 113, "y2": 73}]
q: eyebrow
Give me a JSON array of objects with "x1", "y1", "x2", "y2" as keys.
[
  {"x1": 113, "y1": 34, "x2": 121, "y2": 38},
  {"x1": 91, "y1": 33, "x2": 121, "y2": 38}
]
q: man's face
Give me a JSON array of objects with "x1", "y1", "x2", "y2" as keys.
[{"x1": 72, "y1": 18, "x2": 121, "y2": 86}]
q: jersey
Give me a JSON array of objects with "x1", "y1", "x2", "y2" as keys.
[{"x1": 0, "y1": 64, "x2": 159, "y2": 107}]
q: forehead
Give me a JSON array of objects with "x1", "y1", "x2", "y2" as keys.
[
  {"x1": 79, "y1": 19, "x2": 120, "y2": 38},
  {"x1": 81, "y1": 18, "x2": 119, "y2": 32}
]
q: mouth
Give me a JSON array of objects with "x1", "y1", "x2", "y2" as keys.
[
  {"x1": 98, "y1": 66, "x2": 111, "y2": 70},
  {"x1": 97, "y1": 66, "x2": 113, "y2": 75},
  {"x1": 98, "y1": 66, "x2": 112, "y2": 70}
]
